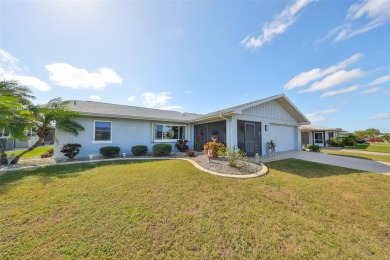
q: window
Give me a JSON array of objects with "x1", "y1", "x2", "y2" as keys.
[
  {"x1": 328, "y1": 132, "x2": 335, "y2": 139},
  {"x1": 94, "y1": 121, "x2": 112, "y2": 142},
  {"x1": 314, "y1": 132, "x2": 324, "y2": 144},
  {"x1": 154, "y1": 124, "x2": 186, "y2": 141}
]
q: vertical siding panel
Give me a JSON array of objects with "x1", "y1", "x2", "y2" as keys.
[{"x1": 242, "y1": 100, "x2": 296, "y2": 122}]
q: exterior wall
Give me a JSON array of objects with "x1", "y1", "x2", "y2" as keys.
[
  {"x1": 242, "y1": 100, "x2": 297, "y2": 123},
  {"x1": 54, "y1": 117, "x2": 193, "y2": 160}
]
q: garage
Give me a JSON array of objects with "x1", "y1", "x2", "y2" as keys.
[{"x1": 270, "y1": 124, "x2": 298, "y2": 152}]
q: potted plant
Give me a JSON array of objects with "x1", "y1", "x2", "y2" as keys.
[{"x1": 267, "y1": 140, "x2": 275, "y2": 155}]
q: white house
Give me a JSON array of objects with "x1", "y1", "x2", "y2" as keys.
[
  {"x1": 300, "y1": 125, "x2": 346, "y2": 147},
  {"x1": 54, "y1": 94, "x2": 310, "y2": 159}
]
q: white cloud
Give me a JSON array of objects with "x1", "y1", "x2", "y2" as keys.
[
  {"x1": 140, "y1": 92, "x2": 171, "y2": 108},
  {"x1": 241, "y1": 0, "x2": 314, "y2": 49},
  {"x1": 128, "y1": 96, "x2": 136, "y2": 102},
  {"x1": 305, "y1": 108, "x2": 339, "y2": 122},
  {"x1": 0, "y1": 49, "x2": 51, "y2": 91},
  {"x1": 284, "y1": 53, "x2": 362, "y2": 90},
  {"x1": 359, "y1": 87, "x2": 381, "y2": 95},
  {"x1": 159, "y1": 105, "x2": 183, "y2": 111},
  {"x1": 368, "y1": 75, "x2": 390, "y2": 86},
  {"x1": 370, "y1": 113, "x2": 390, "y2": 119},
  {"x1": 301, "y1": 69, "x2": 364, "y2": 93},
  {"x1": 45, "y1": 63, "x2": 122, "y2": 89},
  {"x1": 89, "y1": 95, "x2": 102, "y2": 101},
  {"x1": 321, "y1": 85, "x2": 359, "y2": 98},
  {"x1": 330, "y1": 0, "x2": 390, "y2": 41}
]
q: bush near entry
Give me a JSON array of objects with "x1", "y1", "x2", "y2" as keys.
[
  {"x1": 153, "y1": 144, "x2": 172, "y2": 157},
  {"x1": 131, "y1": 145, "x2": 148, "y2": 156}
]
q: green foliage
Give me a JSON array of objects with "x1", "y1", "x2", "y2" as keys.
[
  {"x1": 60, "y1": 143, "x2": 82, "y2": 160},
  {"x1": 203, "y1": 141, "x2": 225, "y2": 158},
  {"x1": 175, "y1": 139, "x2": 189, "y2": 152},
  {"x1": 131, "y1": 145, "x2": 148, "y2": 156},
  {"x1": 100, "y1": 146, "x2": 120, "y2": 158},
  {"x1": 307, "y1": 144, "x2": 321, "y2": 152},
  {"x1": 381, "y1": 135, "x2": 390, "y2": 142},
  {"x1": 217, "y1": 146, "x2": 247, "y2": 167},
  {"x1": 354, "y1": 128, "x2": 380, "y2": 140},
  {"x1": 152, "y1": 143, "x2": 172, "y2": 156},
  {"x1": 327, "y1": 137, "x2": 345, "y2": 147},
  {"x1": 327, "y1": 135, "x2": 357, "y2": 147}
]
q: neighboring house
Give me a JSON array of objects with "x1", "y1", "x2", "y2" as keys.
[
  {"x1": 54, "y1": 94, "x2": 310, "y2": 160},
  {"x1": 300, "y1": 125, "x2": 346, "y2": 147},
  {"x1": 0, "y1": 128, "x2": 54, "y2": 151}
]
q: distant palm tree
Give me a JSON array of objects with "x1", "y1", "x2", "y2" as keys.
[
  {"x1": 11, "y1": 98, "x2": 85, "y2": 164},
  {"x1": 0, "y1": 80, "x2": 34, "y2": 165}
]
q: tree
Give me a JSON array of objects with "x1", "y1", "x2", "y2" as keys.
[
  {"x1": 10, "y1": 98, "x2": 85, "y2": 164},
  {"x1": 0, "y1": 80, "x2": 35, "y2": 165}
]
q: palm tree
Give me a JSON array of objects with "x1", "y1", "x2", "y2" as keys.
[
  {"x1": 0, "y1": 80, "x2": 35, "y2": 165},
  {"x1": 11, "y1": 98, "x2": 85, "y2": 164}
]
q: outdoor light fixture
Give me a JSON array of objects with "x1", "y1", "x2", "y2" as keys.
[{"x1": 265, "y1": 125, "x2": 268, "y2": 131}]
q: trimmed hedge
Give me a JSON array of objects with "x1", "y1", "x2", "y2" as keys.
[
  {"x1": 60, "y1": 143, "x2": 81, "y2": 160},
  {"x1": 131, "y1": 145, "x2": 148, "y2": 156},
  {"x1": 153, "y1": 143, "x2": 172, "y2": 157},
  {"x1": 100, "y1": 146, "x2": 120, "y2": 158}
]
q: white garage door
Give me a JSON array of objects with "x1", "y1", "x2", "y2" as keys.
[{"x1": 270, "y1": 124, "x2": 297, "y2": 152}]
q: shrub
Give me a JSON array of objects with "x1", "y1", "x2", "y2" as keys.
[
  {"x1": 131, "y1": 145, "x2": 148, "y2": 156},
  {"x1": 153, "y1": 143, "x2": 172, "y2": 157},
  {"x1": 185, "y1": 150, "x2": 196, "y2": 157},
  {"x1": 60, "y1": 143, "x2": 81, "y2": 160},
  {"x1": 217, "y1": 146, "x2": 247, "y2": 167},
  {"x1": 343, "y1": 134, "x2": 357, "y2": 146},
  {"x1": 327, "y1": 137, "x2": 344, "y2": 147},
  {"x1": 175, "y1": 139, "x2": 189, "y2": 152},
  {"x1": 204, "y1": 141, "x2": 225, "y2": 158},
  {"x1": 307, "y1": 144, "x2": 321, "y2": 152},
  {"x1": 100, "y1": 146, "x2": 120, "y2": 158}
]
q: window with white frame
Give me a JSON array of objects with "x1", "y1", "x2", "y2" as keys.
[
  {"x1": 154, "y1": 124, "x2": 186, "y2": 141},
  {"x1": 94, "y1": 121, "x2": 112, "y2": 142}
]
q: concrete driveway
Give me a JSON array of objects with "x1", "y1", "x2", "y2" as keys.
[{"x1": 259, "y1": 151, "x2": 390, "y2": 175}]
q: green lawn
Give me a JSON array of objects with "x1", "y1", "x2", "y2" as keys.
[
  {"x1": 347, "y1": 143, "x2": 390, "y2": 153},
  {"x1": 5, "y1": 146, "x2": 53, "y2": 159},
  {"x1": 1, "y1": 159, "x2": 389, "y2": 258},
  {"x1": 322, "y1": 150, "x2": 390, "y2": 163}
]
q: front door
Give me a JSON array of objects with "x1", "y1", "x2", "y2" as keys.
[{"x1": 245, "y1": 123, "x2": 256, "y2": 156}]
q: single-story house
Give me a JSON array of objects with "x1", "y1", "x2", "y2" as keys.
[
  {"x1": 300, "y1": 125, "x2": 346, "y2": 147},
  {"x1": 0, "y1": 128, "x2": 54, "y2": 151},
  {"x1": 53, "y1": 94, "x2": 310, "y2": 160}
]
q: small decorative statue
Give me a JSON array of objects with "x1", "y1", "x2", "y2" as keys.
[
  {"x1": 234, "y1": 145, "x2": 240, "y2": 153},
  {"x1": 207, "y1": 149, "x2": 213, "y2": 163}
]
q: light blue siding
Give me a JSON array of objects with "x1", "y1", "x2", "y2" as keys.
[{"x1": 54, "y1": 116, "x2": 193, "y2": 160}]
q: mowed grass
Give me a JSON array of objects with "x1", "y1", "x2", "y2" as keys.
[
  {"x1": 347, "y1": 143, "x2": 390, "y2": 153},
  {"x1": 1, "y1": 159, "x2": 389, "y2": 259},
  {"x1": 322, "y1": 150, "x2": 390, "y2": 163},
  {"x1": 5, "y1": 146, "x2": 53, "y2": 159}
]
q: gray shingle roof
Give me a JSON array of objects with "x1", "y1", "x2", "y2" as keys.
[{"x1": 66, "y1": 100, "x2": 201, "y2": 122}]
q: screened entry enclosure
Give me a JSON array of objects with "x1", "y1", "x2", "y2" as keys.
[
  {"x1": 194, "y1": 121, "x2": 226, "y2": 150},
  {"x1": 237, "y1": 120, "x2": 261, "y2": 156},
  {"x1": 194, "y1": 120, "x2": 262, "y2": 156}
]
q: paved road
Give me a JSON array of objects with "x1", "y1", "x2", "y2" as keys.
[{"x1": 258, "y1": 151, "x2": 390, "y2": 175}]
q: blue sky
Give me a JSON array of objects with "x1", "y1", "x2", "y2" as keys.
[{"x1": 1, "y1": 0, "x2": 389, "y2": 133}]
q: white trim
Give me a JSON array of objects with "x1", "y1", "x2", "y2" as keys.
[
  {"x1": 93, "y1": 120, "x2": 112, "y2": 143},
  {"x1": 152, "y1": 123, "x2": 188, "y2": 142}
]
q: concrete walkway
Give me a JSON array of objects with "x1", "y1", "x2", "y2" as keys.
[{"x1": 258, "y1": 151, "x2": 390, "y2": 175}]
